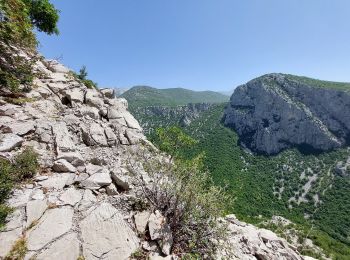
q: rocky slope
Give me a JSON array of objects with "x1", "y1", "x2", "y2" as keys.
[
  {"x1": 224, "y1": 73, "x2": 350, "y2": 155},
  {"x1": 0, "y1": 61, "x2": 313, "y2": 259}
]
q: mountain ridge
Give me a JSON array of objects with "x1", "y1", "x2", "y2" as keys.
[{"x1": 121, "y1": 85, "x2": 229, "y2": 108}]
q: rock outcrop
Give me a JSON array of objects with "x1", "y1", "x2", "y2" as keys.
[
  {"x1": 0, "y1": 62, "x2": 313, "y2": 259},
  {"x1": 224, "y1": 73, "x2": 350, "y2": 155}
]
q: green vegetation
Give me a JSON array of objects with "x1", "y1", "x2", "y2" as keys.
[
  {"x1": 121, "y1": 86, "x2": 228, "y2": 109},
  {"x1": 0, "y1": 0, "x2": 59, "y2": 92},
  {"x1": 136, "y1": 103, "x2": 350, "y2": 259},
  {"x1": 70, "y1": 65, "x2": 98, "y2": 89},
  {"x1": 284, "y1": 74, "x2": 350, "y2": 91},
  {"x1": 130, "y1": 127, "x2": 228, "y2": 257},
  {"x1": 0, "y1": 147, "x2": 39, "y2": 228}
]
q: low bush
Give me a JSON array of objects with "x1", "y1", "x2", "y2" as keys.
[
  {"x1": 129, "y1": 127, "x2": 229, "y2": 257},
  {"x1": 0, "y1": 147, "x2": 38, "y2": 228}
]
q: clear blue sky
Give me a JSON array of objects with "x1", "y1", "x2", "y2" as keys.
[{"x1": 37, "y1": 0, "x2": 350, "y2": 92}]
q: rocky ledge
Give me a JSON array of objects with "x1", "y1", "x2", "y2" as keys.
[
  {"x1": 224, "y1": 73, "x2": 350, "y2": 155},
  {"x1": 0, "y1": 62, "x2": 314, "y2": 259}
]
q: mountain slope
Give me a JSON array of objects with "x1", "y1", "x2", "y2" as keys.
[
  {"x1": 224, "y1": 73, "x2": 350, "y2": 155},
  {"x1": 125, "y1": 74, "x2": 350, "y2": 259},
  {"x1": 121, "y1": 86, "x2": 228, "y2": 108}
]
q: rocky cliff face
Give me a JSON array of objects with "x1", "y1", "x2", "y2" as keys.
[
  {"x1": 224, "y1": 73, "x2": 350, "y2": 155},
  {"x1": 0, "y1": 62, "x2": 313, "y2": 259}
]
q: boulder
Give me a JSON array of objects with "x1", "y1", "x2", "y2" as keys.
[
  {"x1": 134, "y1": 211, "x2": 151, "y2": 234},
  {"x1": 148, "y1": 211, "x2": 173, "y2": 255},
  {"x1": 82, "y1": 123, "x2": 108, "y2": 146},
  {"x1": 52, "y1": 159, "x2": 76, "y2": 173},
  {"x1": 110, "y1": 168, "x2": 130, "y2": 190},
  {"x1": 100, "y1": 88, "x2": 115, "y2": 99},
  {"x1": 85, "y1": 89, "x2": 104, "y2": 108},
  {"x1": 65, "y1": 88, "x2": 85, "y2": 105},
  {"x1": 123, "y1": 111, "x2": 142, "y2": 130},
  {"x1": 80, "y1": 169, "x2": 112, "y2": 189},
  {"x1": 80, "y1": 203, "x2": 139, "y2": 259},
  {"x1": 52, "y1": 122, "x2": 76, "y2": 153},
  {"x1": 106, "y1": 183, "x2": 118, "y2": 195},
  {"x1": 80, "y1": 106, "x2": 100, "y2": 119},
  {"x1": 0, "y1": 133, "x2": 23, "y2": 152}
]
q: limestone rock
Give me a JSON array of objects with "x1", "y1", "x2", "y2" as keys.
[
  {"x1": 80, "y1": 106, "x2": 100, "y2": 119},
  {"x1": 65, "y1": 88, "x2": 85, "y2": 105},
  {"x1": 59, "y1": 187, "x2": 82, "y2": 206},
  {"x1": 123, "y1": 111, "x2": 142, "y2": 130},
  {"x1": 106, "y1": 183, "x2": 118, "y2": 195},
  {"x1": 27, "y1": 206, "x2": 74, "y2": 251},
  {"x1": 0, "y1": 228, "x2": 22, "y2": 258},
  {"x1": 52, "y1": 159, "x2": 76, "y2": 173},
  {"x1": 224, "y1": 73, "x2": 350, "y2": 154},
  {"x1": 134, "y1": 211, "x2": 151, "y2": 234},
  {"x1": 78, "y1": 189, "x2": 97, "y2": 211},
  {"x1": 85, "y1": 89, "x2": 104, "y2": 108},
  {"x1": 52, "y1": 122, "x2": 76, "y2": 153},
  {"x1": 26, "y1": 199, "x2": 48, "y2": 228},
  {"x1": 82, "y1": 123, "x2": 108, "y2": 146},
  {"x1": 148, "y1": 211, "x2": 173, "y2": 256},
  {"x1": 111, "y1": 168, "x2": 130, "y2": 190},
  {"x1": 100, "y1": 88, "x2": 115, "y2": 99},
  {"x1": 80, "y1": 203, "x2": 139, "y2": 259},
  {"x1": 0, "y1": 133, "x2": 23, "y2": 152},
  {"x1": 35, "y1": 232, "x2": 80, "y2": 260},
  {"x1": 39, "y1": 173, "x2": 73, "y2": 190},
  {"x1": 80, "y1": 169, "x2": 112, "y2": 189},
  {"x1": 5, "y1": 121, "x2": 35, "y2": 136}
]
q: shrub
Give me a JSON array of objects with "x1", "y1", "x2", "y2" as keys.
[
  {"x1": 13, "y1": 147, "x2": 39, "y2": 180},
  {"x1": 128, "y1": 127, "x2": 229, "y2": 257},
  {"x1": 0, "y1": 148, "x2": 39, "y2": 228},
  {"x1": 4, "y1": 237, "x2": 27, "y2": 260}
]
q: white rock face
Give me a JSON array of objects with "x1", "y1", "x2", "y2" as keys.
[
  {"x1": 0, "y1": 133, "x2": 23, "y2": 152},
  {"x1": 35, "y1": 232, "x2": 80, "y2": 260},
  {"x1": 80, "y1": 203, "x2": 139, "y2": 260},
  {"x1": 27, "y1": 207, "x2": 74, "y2": 251}
]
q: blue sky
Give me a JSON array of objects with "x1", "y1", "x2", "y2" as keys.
[{"x1": 37, "y1": 0, "x2": 350, "y2": 92}]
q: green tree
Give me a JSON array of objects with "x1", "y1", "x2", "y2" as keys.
[
  {"x1": 78, "y1": 65, "x2": 88, "y2": 80},
  {"x1": 0, "y1": 0, "x2": 59, "y2": 92}
]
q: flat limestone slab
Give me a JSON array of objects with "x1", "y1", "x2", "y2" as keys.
[
  {"x1": 27, "y1": 206, "x2": 74, "y2": 251},
  {"x1": 80, "y1": 202, "x2": 139, "y2": 260}
]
